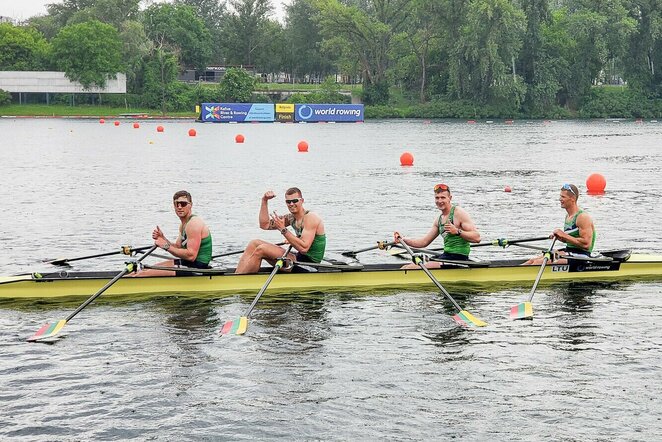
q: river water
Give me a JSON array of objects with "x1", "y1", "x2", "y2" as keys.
[{"x1": 1, "y1": 118, "x2": 661, "y2": 440}]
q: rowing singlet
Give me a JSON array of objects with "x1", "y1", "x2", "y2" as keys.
[
  {"x1": 292, "y1": 212, "x2": 326, "y2": 263},
  {"x1": 438, "y1": 205, "x2": 471, "y2": 256},
  {"x1": 564, "y1": 209, "x2": 595, "y2": 253},
  {"x1": 181, "y1": 215, "x2": 213, "y2": 264}
]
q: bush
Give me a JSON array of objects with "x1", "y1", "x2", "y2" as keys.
[{"x1": 0, "y1": 89, "x2": 10, "y2": 106}]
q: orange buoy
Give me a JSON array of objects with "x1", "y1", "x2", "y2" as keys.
[
  {"x1": 156, "y1": 125, "x2": 164, "y2": 132},
  {"x1": 133, "y1": 122, "x2": 140, "y2": 129},
  {"x1": 188, "y1": 128, "x2": 197, "y2": 137},
  {"x1": 400, "y1": 152, "x2": 414, "y2": 166},
  {"x1": 235, "y1": 134, "x2": 245, "y2": 143},
  {"x1": 114, "y1": 121, "x2": 120, "y2": 126},
  {"x1": 297, "y1": 141, "x2": 309, "y2": 152},
  {"x1": 467, "y1": 120, "x2": 476, "y2": 124},
  {"x1": 99, "y1": 118, "x2": 105, "y2": 124},
  {"x1": 505, "y1": 119, "x2": 514, "y2": 125},
  {"x1": 504, "y1": 186, "x2": 512, "y2": 193},
  {"x1": 586, "y1": 173, "x2": 606, "y2": 194}
]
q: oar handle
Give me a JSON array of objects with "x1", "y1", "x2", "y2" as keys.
[
  {"x1": 473, "y1": 236, "x2": 550, "y2": 248},
  {"x1": 341, "y1": 240, "x2": 394, "y2": 256},
  {"x1": 397, "y1": 240, "x2": 464, "y2": 312},
  {"x1": 65, "y1": 245, "x2": 158, "y2": 322},
  {"x1": 50, "y1": 245, "x2": 152, "y2": 265},
  {"x1": 243, "y1": 245, "x2": 293, "y2": 318}
]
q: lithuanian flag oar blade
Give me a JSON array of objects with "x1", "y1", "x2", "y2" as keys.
[
  {"x1": 453, "y1": 310, "x2": 488, "y2": 327},
  {"x1": 27, "y1": 319, "x2": 67, "y2": 342},
  {"x1": 510, "y1": 301, "x2": 533, "y2": 320},
  {"x1": 219, "y1": 316, "x2": 248, "y2": 336}
]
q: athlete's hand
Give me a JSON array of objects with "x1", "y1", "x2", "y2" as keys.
[
  {"x1": 152, "y1": 226, "x2": 164, "y2": 240},
  {"x1": 263, "y1": 190, "x2": 276, "y2": 201},
  {"x1": 443, "y1": 222, "x2": 458, "y2": 235},
  {"x1": 552, "y1": 228, "x2": 566, "y2": 242},
  {"x1": 271, "y1": 211, "x2": 286, "y2": 230},
  {"x1": 393, "y1": 231, "x2": 402, "y2": 243}
]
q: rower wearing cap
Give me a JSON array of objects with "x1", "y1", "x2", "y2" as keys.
[
  {"x1": 524, "y1": 183, "x2": 596, "y2": 265},
  {"x1": 394, "y1": 183, "x2": 481, "y2": 269},
  {"x1": 235, "y1": 187, "x2": 326, "y2": 274}
]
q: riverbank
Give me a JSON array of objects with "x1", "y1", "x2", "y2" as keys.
[{"x1": 0, "y1": 104, "x2": 197, "y2": 118}]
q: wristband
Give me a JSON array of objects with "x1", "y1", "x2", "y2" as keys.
[
  {"x1": 280, "y1": 228, "x2": 288, "y2": 235},
  {"x1": 163, "y1": 241, "x2": 171, "y2": 251}
]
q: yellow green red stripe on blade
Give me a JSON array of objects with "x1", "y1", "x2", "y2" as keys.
[
  {"x1": 510, "y1": 302, "x2": 533, "y2": 320},
  {"x1": 452, "y1": 310, "x2": 487, "y2": 327},
  {"x1": 219, "y1": 316, "x2": 248, "y2": 336},
  {"x1": 27, "y1": 319, "x2": 67, "y2": 342}
]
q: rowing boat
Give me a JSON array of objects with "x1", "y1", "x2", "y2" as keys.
[{"x1": 1, "y1": 252, "x2": 661, "y2": 299}]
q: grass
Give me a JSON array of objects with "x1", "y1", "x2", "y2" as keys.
[{"x1": 0, "y1": 104, "x2": 197, "y2": 118}]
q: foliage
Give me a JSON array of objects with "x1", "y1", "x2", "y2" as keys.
[
  {"x1": 218, "y1": 67, "x2": 257, "y2": 102},
  {"x1": 222, "y1": 0, "x2": 275, "y2": 66},
  {"x1": 0, "y1": 24, "x2": 51, "y2": 71},
  {"x1": 579, "y1": 87, "x2": 662, "y2": 118},
  {"x1": 51, "y1": 20, "x2": 124, "y2": 89},
  {"x1": 0, "y1": 89, "x2": 11, "y2": 106}
]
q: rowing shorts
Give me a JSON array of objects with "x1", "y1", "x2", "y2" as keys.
[
  {"x1": 292, "y1": 252, "x2": 317, "y2": 273},
  {"x1": 435, "y1": 252, "x2": 469, "y2": 261},
  {"x1": 174, "y1": 258, "x2": 211, "y2": 276},
  {"x1": 559, "y1": 248, "x2": 591, "y2": 257}
]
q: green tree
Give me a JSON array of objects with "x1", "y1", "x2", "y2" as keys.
[
  {"x1": 142, "y1": 48, "x2": 180, "y2": 113},
  {"x1": 0, "y1": 23, "x2": 51, "y2": 70},
  {"x1": 222, "y1": 0, "x2": 275, "y2": 66},
  {"x1": 622, "y1": 0, "x2": 662, "y2": 97},
  {"x1": 218, "y1": 67, "x2": 256, "y2": 102},
  {"x1": 142, "y1": 3, "x2": 212, "y2": 70},
  {"x1": 177, "y1": 0, "x2": 228, "y2": 64},
  {"x1": 51, "y1": 20, "x2": 124, "y2": 89}
]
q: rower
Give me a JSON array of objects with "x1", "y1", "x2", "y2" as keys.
[
  {"x1": 524, "y1": 183, "x2": 596, "y2": 265},
  {"x1": 394, "y1": 183, "x2": 481, "y2": 269},
  {"x1": 132, "y1": 190, "x2": 213, "y2": 276},
  {"x1": 234, "y1": 187, "x2": 326, "y2": 274}
]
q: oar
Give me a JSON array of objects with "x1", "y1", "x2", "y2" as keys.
[
  {"x1": 397, "y1": 239, "x2": 487, "y2": 327},
  {"x1": 27, "y1": 245, "x2": 158, "y2": 342},
  {"x1": 510, "y1": 238, "x2": 557, "y2": 320},
  {"x1": 475, "y1": 236, "x2": 549, "y2": 248},
  {"x1": 46, "y1": 245, "x2": 152, "y2": 266},
  {"x1": 220, "y1": 245, "x2": 294, "y2": 336},
  {"x1": 211, "y1": 242, "x2": 286, "y2": 259},
  {"x1": 341, "y1": 240, "x2": 393, "y2": 257}
]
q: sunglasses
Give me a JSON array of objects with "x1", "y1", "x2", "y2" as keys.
[
  {"x1": 561, "y1": 184, "x2": 577, "y2": 197},
  {"x1": 174, "y1": 200, "x2": 190, "y2": 208},
  {"x1": 434, "y1": 183, "x2": 450, "y2": 192},
  {"x1": 285, "y1": 198, "x2": 301, "y2": 205}
]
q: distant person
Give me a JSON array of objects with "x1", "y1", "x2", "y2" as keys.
[
  {"x1": 235, "y1": 187, "x2": 326, "y2": 274},
  {"x1": 133, "y1": 190, "x2": 213, "y2": 276},
  {"x1": 394, "y1": 183, "x2": 481, "y2": 269},
  {"x1": 524, "y1": 183, "x2": 596, "y2": 265}
]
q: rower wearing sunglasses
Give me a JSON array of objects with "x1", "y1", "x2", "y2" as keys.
[
  {"x1": 524, "y1": 183, "x2": 596, "y2": 265},
  {"x1": 133, "y1": 190, "x2": 213, "y2": 276},
  {"x1": 235, "y1": 187, "x2": 326, "y2": 274},
  {"x1": 394, "y1": 183, "x2": 481, "y2": 269}
]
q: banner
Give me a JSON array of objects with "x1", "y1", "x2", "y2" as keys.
[
  {"x1": 294, "y1": 104, "x2": 364, "y2": 122},
  {"x1": 275, "y1": 103, "x2": 295, "y2": 123},
  {"x1": 201, "y1": 103, "x2": 275, "y2": 122}
]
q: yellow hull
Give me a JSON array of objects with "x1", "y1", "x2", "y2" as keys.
[{"x1": 1, "y1": 254, "x2": 661, "y2": 300}]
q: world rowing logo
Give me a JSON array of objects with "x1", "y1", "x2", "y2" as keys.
[{"x1": 297, "y1": 105, "x2": 313, "y2": 120}]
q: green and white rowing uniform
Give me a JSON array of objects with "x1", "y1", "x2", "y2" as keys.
[
  {"x1": 564, "y1": 209, "x2": 595, "y2": 253},
  {"x1": 292, "y1": 212, "x2": 326, "y2": 263},
  {"x1": 181, "y1": 215, "x2": 213, "y2": 264},
  {"x1": 438, "y1": 205, "x2": 470, "y2": 257}
]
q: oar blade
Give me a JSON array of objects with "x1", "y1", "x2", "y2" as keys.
[
  {"x1": 27, "y1": 319, "x2": 67, "y2": 342},
  {"x1": 453, "y1": 310, "x2": 487, "y2": 327},
  {"x1": 219, "y1": 316, "x2": 249, "y2": 336},
  {"x1": 510, "y1": 302, "x2": 533, "y2": 320}
]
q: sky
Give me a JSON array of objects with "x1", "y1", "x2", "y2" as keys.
[{"x1": 0, "y1": 0, "x2": 289, "y2": 22}]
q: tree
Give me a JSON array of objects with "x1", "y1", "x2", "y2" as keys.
[
  {"x1": 314, "y1": 0, "x2": 415, "y2": 105},
  {"x1": 142, "y1": 3, "x2": 213, "y2": 70},
  {"x1": 218, "y1": 67, "x2": 256, "y2": 102},
  {"x1": 51, "y1": 20, "x2": 124, "y2": 89},
  {"x1": 622, "y1": 0, "x2": 662, "y2": 96},
  {"x1": 142, "y1": 48, "x2": 180, "y2": 114},
  {"x1": 0, "y1": 23, "x2": 51, "y2": 71},
  {"x1": 177, "y1": 0, "x2": 228, "y2": 64},
  {"x1": 222, "y1": 0, "x2": 275, "y2": 66}
]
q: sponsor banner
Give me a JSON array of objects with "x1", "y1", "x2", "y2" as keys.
[
  {"x1": 276, "y1": 103, "x2": 294, "y2": 112},
  {"x1": 294, "y1": 104, "x2": 364, "y2": 122},
  {"x1": 201, "y1": 103, "x2": 275, "y2": 122}
]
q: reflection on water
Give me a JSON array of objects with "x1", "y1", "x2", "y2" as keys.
[{"x1": 1, "y1": 119, "x2": 662, "y2": 440}]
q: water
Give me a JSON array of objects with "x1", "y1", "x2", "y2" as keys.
[{"x1": 1, "y1": 118, "x2": 661, "y2": 440}]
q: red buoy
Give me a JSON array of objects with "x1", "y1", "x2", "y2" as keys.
[
  {"x1": 156, "y1": 125, "x2": 164, "y2": 132},
  {"x1": 188, "y1": 128, "x2": 197, "y2": 137},
  {"x1": 114, "y1": 121, "x2": 120, "y2": 126},
  {"x1": 99, "y1": 118, "x2": 105, "y2": 124},
  {"x1": 586, "y1": 173, "x2": 606, "y2": 194},
  {"x1": 133, "y1": 122, "x2": 140, "y2": 129},
  {"x1": 504, "y1": 186, "x2": 512, "y2": 193},
  {"x1": 235, "y1": 134, "x2": 245, "y2": 143},
  {"x1": 297, "y1": 141, "x2": 309, "y2": 152},
  {"x1": 400, "y1": 152, "x2": 414, "y2": 166}
]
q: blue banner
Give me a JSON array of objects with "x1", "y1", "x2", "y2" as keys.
[
  {"x1": 201, "y1": 103, "x2": 275, "y2": 122},
  {"x1": 294, "y1": 104, "x2": 364, "y2": 122}
]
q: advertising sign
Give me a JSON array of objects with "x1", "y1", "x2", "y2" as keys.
[
  {"x1": 275, "y1": 103, "x2": 295, "y2": 122},
  {"x1": 294, "y1": 104, "x2": 364, "y2": 122},
  {"x1": 201, "y1": 103, "x2": 275, "y2": 122}
]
